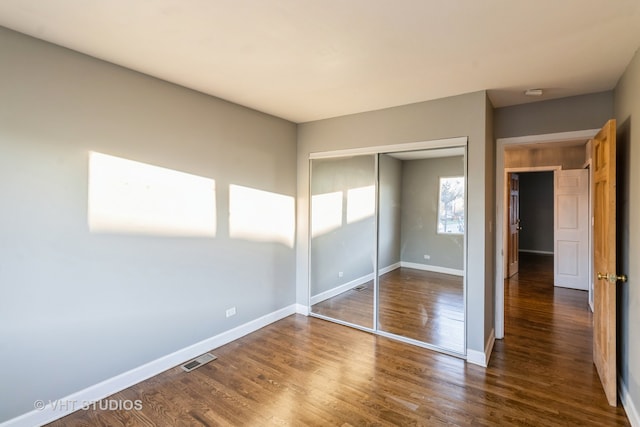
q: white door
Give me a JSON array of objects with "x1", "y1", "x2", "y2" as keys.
[{"x1": 554, "y1": 169, "x2": 589, "y2": 290}]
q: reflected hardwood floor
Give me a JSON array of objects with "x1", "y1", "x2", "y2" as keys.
[
  {"x1": 311, "y1": 268, "x2": 464, "y2": 352},
  {"x1": 379, "y1": 268, "x2": 463, "y2": 352},
  {"x1": 49, "y1": 254, "x2": 630, "y2": 426},
  {"x1": 310, "y1": 277, "x2": 375, "y2": 328}
]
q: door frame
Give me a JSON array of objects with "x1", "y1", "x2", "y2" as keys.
[
  {"x1": 504, "y1": 167, "x2": 560, "y2": 280},
  {"x1": 495, "y1": 129, "x2": 599, "y2": 339}
]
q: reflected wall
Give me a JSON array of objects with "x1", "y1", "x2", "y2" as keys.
[
  {"x1": 310, "y1": 155, "x2": 376, "y2": 329},
  {"x1": 378, "y1": 150, "x2": 465, "y2": 353}
]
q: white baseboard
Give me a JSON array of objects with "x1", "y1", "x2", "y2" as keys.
[
  {"x1": 1, "y1": 304, "x2": 298, "y2": 427},
  {"x1": 400, "y1": 261, "x2": 464, "y2": 277},
  {"x1": 310, "y1": 273, "x2": 374, "y2": 305},
  {"x1": 519, "y1": 249, "x2": 554, "y2": 255},
  {"x1": 309, "y1": 262, "x2": 461, "y2": 307},
  {"x1": 620, "y1": 376, "x2": 640, "y2": 427},
  {"x1": 295, "y1": 303, "x2": 309, "y2": 315},
  {"x1": 379, "y1": 262, "x2": 401, "y2": 275},
  {"x1": 466, "y1": 328, "x2": 495, "y2": 367},
  {"x1": 309, "y1": 263, "x2": 401, "y2": 306}
]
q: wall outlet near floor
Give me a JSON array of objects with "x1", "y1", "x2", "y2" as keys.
[
  {"x1": 225, "y1": 307, "x2": 236, "y2": 318},
  {"x1": 424, "y1": 254, "x2": 431, "y2": 260},
  {"x1": 338, "y1": 271, "x2": 344, "y2": 278}
]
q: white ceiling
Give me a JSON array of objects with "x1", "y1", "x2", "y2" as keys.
[{"x1": 1, "y1": 0, "x2": 639, "y2": 123}]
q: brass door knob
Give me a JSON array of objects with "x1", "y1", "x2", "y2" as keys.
[{"x1": 597, "y1": 272, "x2": 628, "y2": 283}]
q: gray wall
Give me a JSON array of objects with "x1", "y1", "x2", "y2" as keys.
[
  {"x1": 310, "y1": 156, "x2": 376, "y2": 295},
  {"x1": 378, "y1": 154, "x2": 402, "y2": 269},
  {"x1": 518, "y1": 172, "x2": 554, "y2": 254},
  {"x1": 0, "y1": 27, "x2": 297, "y2": 422},
  {"x1": 494, "y1": 91, "x2": 613, "y2": 138},
  {"x1": 614, "y1": 47, "x2": 640, "y2": 420},
  {"x1": 297, "y1": 90, "x2": 495, "y2": 355},
  {"x1": 400, "y1": 156, "x2": 464, "y2": 269}
]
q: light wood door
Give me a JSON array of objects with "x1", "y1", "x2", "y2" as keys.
[
  {"x1": 554, "y1": 169, "x2": 589, "y2": 290},
  {"x1": 507, "y1": 173, "x2": 520, "y2": 277},
  {"x1": 593, "y1": 119, "x2": 622, "y2": 407}
]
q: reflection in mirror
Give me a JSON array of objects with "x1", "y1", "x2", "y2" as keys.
[
  {"x1": 310, "y1": 155, "x2": 376, "y2": 329},
  {"x1": 378, "y1": 149, "x2": 465, "y2": 353}
]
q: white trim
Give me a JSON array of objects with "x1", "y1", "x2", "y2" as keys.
[
  {"x1": 494, "y1": 129, "x2": 599, "y2": 340},
  {"x1": 309, "y1": 263, "x2": 401, "y2": 306},
  {"x1": 620, "y1": 376, "x2": 640, "y2": 427},
  {"x1": 308, "y1": 262, "x2": 400, "y2": 308},
  {"x1": 400, "y1": 261, "x2": 464, "y2": 277},
  {"x1": 519, "y1": 249, "x2": 554, "y2": 255},
  {"x1": 310, "y1": 273, "x2": 374, "y2": 305},
  {"x1": 1, "y1": 305, "x2": 297, "y2": 427},
  {"x1": 379, "y1": 262, "x2": 401, "y2": 275},
  {"x1": 466, "y1": 328, "x2": 495, "y2": 367},
  {"x1": 295, "y1": 304, "x2": 309, "y2": 315},
  {"x1": 309, "y1": 136, "x2": 468, "y2": 159},
  {"x1": 502, "y1": 165, "x2": 561, "y2": 280}
]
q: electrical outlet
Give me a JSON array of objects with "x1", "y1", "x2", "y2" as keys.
[
  {"x1": 424, "y1": 254, "x2": 431, "y2": 260},
  {"x1": 338, "y1": 271, "x2": 344, "y2": 278},
  {"x1": 226, "y1": 307, "x2": 236, "y2": 318}
]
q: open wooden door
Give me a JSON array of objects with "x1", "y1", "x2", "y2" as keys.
[
  {"x1": 507, "y1": 173, "x2": 521, "y2": 277},
  {"x1": 592, "y1": 119, "x2": 626, "y2": 406}
]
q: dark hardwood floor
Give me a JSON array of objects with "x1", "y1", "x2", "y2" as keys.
[
  {"x1": 311, "y1": 268, "x2": 464, "y2": 352},
  {"x1": 48, "y1": 253, "x2": 630, "y2": 426}
]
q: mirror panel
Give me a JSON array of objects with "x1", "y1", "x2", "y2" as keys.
[
  {"x1": 377, "y1": 149, "x2": 465, "y2": 353},
  {"x1": 309, "y1": 155, "x2": 376, "y2": 329}
]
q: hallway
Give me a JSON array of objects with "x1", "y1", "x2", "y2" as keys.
[{"x1": 491, "y1": 252, "x2": 629, "y2": 424}]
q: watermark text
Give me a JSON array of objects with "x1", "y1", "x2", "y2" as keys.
[{"x1": 33, "y1": 399, "x2": 143, "y2": 412}]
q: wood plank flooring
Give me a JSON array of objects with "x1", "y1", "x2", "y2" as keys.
[
  {"x1": 48, "y1": 254, "x2": 630, "y2": 426},
  {"x1": 311, "y1": 268, "x2": 464, "y2": 352}
]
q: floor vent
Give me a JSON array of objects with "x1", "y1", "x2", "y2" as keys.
[
  {"x1": 181, "y1": 353, "x2": 217, "y2": 372},
  {"x1": 353, "y1": 285, "x2": 367, "y2": 291}
]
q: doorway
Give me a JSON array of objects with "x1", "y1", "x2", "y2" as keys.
[
  {"x1": 508, "y1": 171, "x2": 555, "y2": 278},
  {"x1": 495, "y1": 129, "x2": 599, "y2": 339}
]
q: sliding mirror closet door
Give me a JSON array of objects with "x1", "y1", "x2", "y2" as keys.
[
  {"x1": 377, "y1": 149, "x2": 466, "y2": 354},
  {"x1": 309, "y1": 155, "x2": 376, "y2": 329}
]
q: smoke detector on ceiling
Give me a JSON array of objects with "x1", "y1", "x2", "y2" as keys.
[{"x1": 524, "y1": 88, "x2": 543, "y2": 97}]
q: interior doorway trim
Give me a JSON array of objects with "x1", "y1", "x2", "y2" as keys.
[
  {"x1": 503, "y1": 166, "x2": 561, "y2": 280},
  {"x1": 494, "y1": 129, "x2": 599, "y2": 339}
]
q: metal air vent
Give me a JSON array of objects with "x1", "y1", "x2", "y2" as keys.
[{"x1": 181, "y1": 353, "x2": 217, "y2": 372}]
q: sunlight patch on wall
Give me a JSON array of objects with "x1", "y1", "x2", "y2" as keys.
[
  {"x1": 311, "y1": 191, "x2": 343, "y2": 238},
  {"x1": 229, "y1": 184, "x2": 295, "y2": 247},
  {"x1": 346, "y1": 185, "x2": 375, "y2": 224},
  {"x1": 88, "y1": 152, "x2": 216, "y2": 236}
]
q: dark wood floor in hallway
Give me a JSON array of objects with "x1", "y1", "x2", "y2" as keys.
[{"x1": 49, "y1": 253, "x2": 629, "y2": 426}]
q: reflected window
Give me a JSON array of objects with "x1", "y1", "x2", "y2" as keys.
[
  {"x1": 437, "y1": 176, "x2": 464, "y2": 234},
  {"x1": 88, "y1": 152, "x2": 216, "y2": 237}
]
